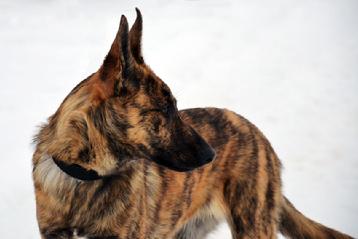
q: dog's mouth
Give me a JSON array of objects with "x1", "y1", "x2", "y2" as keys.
[
  {"x1": 148, "y1": 143, "x2": 216, "y2": 172},
  {"x1": 151, "y1": 150, "x2": 216, "y2": 172},
  {"x1": 143, "y1": 125, "x2": 216, "y2": 172}
]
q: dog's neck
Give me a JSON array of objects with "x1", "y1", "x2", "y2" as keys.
[
  {"x1": 33, "y1": 155, "x2": 140, "y2": 195},
  {"x1": 33, "y1": 154, "x2": 142, "y2": 238}
]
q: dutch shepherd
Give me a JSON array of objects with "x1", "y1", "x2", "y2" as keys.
[{"x1": 32, "y1": 8, "x2": 354, "y2": 239}]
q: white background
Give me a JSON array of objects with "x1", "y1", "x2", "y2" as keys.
[{"x1": 0, "y1": 0, "x2": 357, "y2": 238}]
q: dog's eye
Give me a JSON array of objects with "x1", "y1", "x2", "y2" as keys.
[
  {"x1": 141, "y1": 105, "x2": 169, "y2": 116},
  {"x1": 141, "y1": 108, "x2": 162, "y2": 115},
  {"x1": 162, "y1": 105, "x2": 169, "y2": 114}
]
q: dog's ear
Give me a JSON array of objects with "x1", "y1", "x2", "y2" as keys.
[
  {"x1": 100, "y1": 15, "x2": 135, "y2": 86},
  {"x1": 129, "y1": 8, "x2": 144, "y2": 64}
]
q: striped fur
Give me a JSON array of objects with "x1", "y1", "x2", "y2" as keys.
[{"x1": 32, "y1": 9, "x2": 354, "y2": 239}]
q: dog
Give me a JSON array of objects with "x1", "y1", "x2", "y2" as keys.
[{"x1": 32, "y1": 8, "x2": 353, "y2": 239}]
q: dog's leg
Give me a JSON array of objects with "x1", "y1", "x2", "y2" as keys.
[
  {"x1": 224, "y1": 180, "x2": 279, "y2": 239},
  {"x1": 227, "y1": 213, "x2": 278, "y2": 239}
]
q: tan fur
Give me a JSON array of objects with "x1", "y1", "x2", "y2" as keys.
[{"x1": 32, "y1": 9, "x2": 353, "y2": 239}]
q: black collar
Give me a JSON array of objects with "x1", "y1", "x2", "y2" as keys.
[{"x1": 53, "y1": 157, "x2": 103, "y2": 181}]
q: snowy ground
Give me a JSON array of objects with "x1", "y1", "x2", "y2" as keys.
[{"x1": 0, "y1": 0, "x2": 357, "y2": 238}]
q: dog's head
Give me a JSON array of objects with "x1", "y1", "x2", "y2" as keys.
[{"x1": 34, "y1": 9, "x2": 215, "y2": 177}]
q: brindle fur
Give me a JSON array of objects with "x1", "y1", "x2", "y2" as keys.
[{"x1": 32, "y1": 9, "x2": 354, "y2": 239}]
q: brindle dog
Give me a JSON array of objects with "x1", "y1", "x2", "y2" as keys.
[{"x1": 32, "y1": 9, "x2": 354, "y2": 239}]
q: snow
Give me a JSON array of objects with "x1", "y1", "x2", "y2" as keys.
[{"x1": 0, "y1": 0, "x2": 357, "y2": 238}]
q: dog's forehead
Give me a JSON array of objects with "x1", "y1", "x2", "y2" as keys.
[{"x1": 139, "y1": 70, "x2": 165, "y2": 93}]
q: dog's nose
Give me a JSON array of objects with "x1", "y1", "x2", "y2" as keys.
[{"x1": 198, "y1": 145, "x2": 216, "y2": 165}]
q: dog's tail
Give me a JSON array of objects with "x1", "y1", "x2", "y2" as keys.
[{"x1": 279, "y1": 197, "x2": 354, "y2": 239}]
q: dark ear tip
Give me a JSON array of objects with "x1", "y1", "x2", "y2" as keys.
[
  {"x1": 135, "y1": 8, "x2": 141, "y2": 15},
  {"x1": 120, "y1": 15, "x2": 128, "y2": 26},
  {"x1": 119, "y1": 15, "x2": 129, "y2": 33},
  {"x1": 134, "y1": 8, "x2": 142, "y2": 22}
]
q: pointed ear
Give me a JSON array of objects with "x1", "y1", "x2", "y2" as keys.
[
  {"x1": 100, "y1": 15, "x2": 134, "y2": 82},
  {"x1": 129, "y1": 8, "x2": 144, "y2": 64}
]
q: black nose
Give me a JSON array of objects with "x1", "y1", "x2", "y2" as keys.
[
  {"x1": 199, "y1": 146, "x2": 216, "y2": 165},
  {"x1": 149, "y1": 126, "x2": 216, "y2": 172}
]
